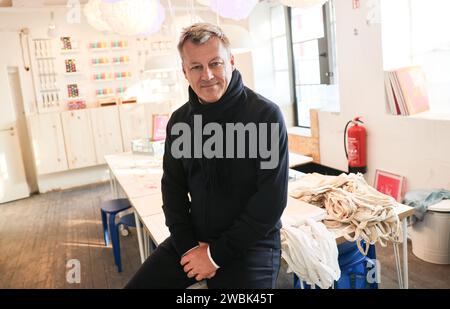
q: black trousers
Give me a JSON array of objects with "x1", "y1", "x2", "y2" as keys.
[{"x1": 124, "y1": 237, "x2": 281, "y2": 289}]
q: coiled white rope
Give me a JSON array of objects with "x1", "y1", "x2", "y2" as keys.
[
  {"x1": 289, "y1": 173, "x2": 402, "y2": 255},
  {"x1": 281, "y1": 218, "x2": 341, "y2": 289}
]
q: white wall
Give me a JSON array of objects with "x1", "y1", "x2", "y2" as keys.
[{"x1": 318, "y1": 0, "x2": 450, "y2": 191}]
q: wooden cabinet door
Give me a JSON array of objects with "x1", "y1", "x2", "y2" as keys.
[
  {"x1": 27, "y1": 113, "x2": 68, "y2": 175},
  {"x1": 61, "y1": 109, "x2": 97, "y2": 169},
  {"x1": 90, "y1": 106, "x2": 123, "y2": 164},
  {"x1": 119, "y1": 103, "x2": 148, "y2": 152}
]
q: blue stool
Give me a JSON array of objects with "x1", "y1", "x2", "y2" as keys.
[
  {"x1": 294, "y1": 241, "x2": 378, "y2": 289},
  {"x1": 100, "y1": 199, "x2": 134, "y2": 272}
]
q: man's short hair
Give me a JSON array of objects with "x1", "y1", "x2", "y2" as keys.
[{"x1": 177, "y1": 23, "x2": 231, "y2": 57}]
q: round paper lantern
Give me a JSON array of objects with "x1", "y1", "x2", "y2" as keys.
[
  {"x1": 84, "y1": 0, "x2": 111, "y2": 32},
  {"x1": 100, "y1": 0, "x2": 159, "y2": 36},
  {"x1": 280, "y1": 0, "x2": 328, "y2": 9},
  {"x1": 209, "y1": 0, "x2": 258, "y2": 21},
  {"x1": 143, "y1": 1, "x2": 166, "y2": 36}
]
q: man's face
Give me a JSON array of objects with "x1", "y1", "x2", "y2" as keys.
[{"x1": 181, "y1": 37, "x2": 234, "y2": 104}]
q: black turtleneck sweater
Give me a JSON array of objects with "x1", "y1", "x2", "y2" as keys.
[{"x1": 161, "y1": 70, "x2": 288, "y2": 267}]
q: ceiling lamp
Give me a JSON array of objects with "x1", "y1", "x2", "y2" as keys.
[
  {"x1": 143, "y1": 1, "x2": 166, "y2": 36},
  {"x1": 84, "y1": 0, "x2": 111, "y2": 33},
  {"x1": 100, "y1": 0, "x2": 159, "y2": 36},
  {"x1": 280, "y1": 0, "x2": 328, "y2": 9},
  {"x1": 209, "y1": 0, "x2": 258, "y2": 21}
]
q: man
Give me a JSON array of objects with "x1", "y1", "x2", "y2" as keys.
[{"x1": 125, "y1": 23, "x2": 288, "y2": 289}]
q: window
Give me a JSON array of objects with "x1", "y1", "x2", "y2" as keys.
[
  {"x1": 270, "y1": 6, "x2": 291, "y2": 111},
  {"x1": 288, "y1": 0, "x2": 339, "y2": 127},
  {"x1": 381, "y1": 0, "x2": 450, "y2": 113}
]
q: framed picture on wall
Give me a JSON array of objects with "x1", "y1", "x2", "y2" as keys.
[
  {"x1": 374, "y1": 170, "x2": 405, "y2": 202},
  {"x1": 152, "y1": 114, "x2": 169, "y2": 141}
]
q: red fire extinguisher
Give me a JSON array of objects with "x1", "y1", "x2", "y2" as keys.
[{"x1": 344, "y1": 117, "x2": 367, "y2": 174}]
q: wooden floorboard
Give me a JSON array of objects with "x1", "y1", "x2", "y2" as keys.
[{"x1": 0, "y1": 183, "x2": 448, "y2": 289}]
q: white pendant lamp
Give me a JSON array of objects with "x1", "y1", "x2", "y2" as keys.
[
  {"x1": 84, "y1": 0, "x2": 112, "y2": 33},
  {"x1": 280, "y1": 0, "x2": 328, "y2": 9},
  {"x1": 209, "y1": 0, "x2": 258, "y2": 21},
  {"x1": 99, "y1": 0, "x2": 159, "y2": 36},
  {"x1": 143, "y1": 1, "x2": 166, "y2": 36}
]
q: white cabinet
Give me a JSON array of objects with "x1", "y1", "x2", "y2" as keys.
[
  {"x1": 61, "y1": 109, "x2": 97, "y2": 169},
  {"x1": 27, "y1": 113, "x2": 68, "y2": 175},
  {"x1": 90, "y1": 106, "x2": 123, "y2": 164},
  {"x1": 119, "y1": 102, "x2": 171, "y2": 151}
]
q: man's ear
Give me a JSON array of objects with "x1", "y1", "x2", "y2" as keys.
[{"x1": 230, "y1": 54, "x2": 235, "y2": 68}]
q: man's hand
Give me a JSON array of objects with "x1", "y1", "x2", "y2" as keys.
[{"x1": 181, "y1": 242, "x2": 217, "y2": 281}]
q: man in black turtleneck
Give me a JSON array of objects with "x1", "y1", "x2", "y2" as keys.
[{"x1": 125, "y1": 23, "x2": 288, "y2": 289}]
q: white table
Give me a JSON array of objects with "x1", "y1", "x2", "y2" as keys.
[
  {"x1": 289, "y1": 153, "x2": 314, "y2": 167},
  {"x1": 105, "y1": 152, "x2": 414, "y2": 289}
]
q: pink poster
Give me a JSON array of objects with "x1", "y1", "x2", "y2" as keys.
[
  {"x1": 152, "y1": 114, "x2": 169, "y2": 141},
  {"x1": 375, "y1": 170, "x2": 405, "y2": 202}
]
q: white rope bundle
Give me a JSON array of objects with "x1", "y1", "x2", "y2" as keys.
[
  {"x1": 289, "y1": 173, "x2": 401, "y2": 254},
  {"x1": 281, "y1": 218, "x2": 341, "y2": 289}
]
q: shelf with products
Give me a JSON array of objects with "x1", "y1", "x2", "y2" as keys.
[
  {"x1": 90, "y1": 47, "x2": 110, "y2": 53},
  {"x1": 60, "y1": 48, "x2": 80, "y2": 54},
  {"x1": 114, "y1": 77, "x2": 132, "y2": 81},
  {"x1": 111, "y1": 47, "x2": 129, "y2": 52},
  {"x1": 63, "y1": 72, "x2": 84, "y2": 77},
  {"x1": 60, "y1": 36, "x2": 79, "y2": 53},
  {"x1": 65, "y1": 96, "x2": 86, "y2": 102},
  {"x1": 91, "y1": 63, "x2": 112, "y2": 68}
]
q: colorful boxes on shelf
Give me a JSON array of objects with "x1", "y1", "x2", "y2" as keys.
[
  {"x1": 65, "y1": 59, "x2": 77, "y2": 73},
  {"x1": 93, "y1": 73, "x2": 113, "y2": 81},
  {"x1": 67, "y1": 84, "x2": 79, "y2": 98},
  {"x1": 67, "y1": 100, "x2": 86, "y2": 110},
  {"x1": 61, "y1": 37, "x2": 72, "y2": 50},
  {"x1": 112, "y1": 56, "x2": 130, "y2": 64},
  {"x1": 91, "y1": 57, "x2": 109, "y2": 65},
  {"x1": 111, "y1": 40, "x2": 128, "y2": 48},
  {"x1": 114, "y1": 71, "x2": 131, "y2": 79},
  {"x1": 96, "y1": 88, "x2": 114, "y2": 97},
  {"x1": 89, "y1": 41, "x2": 108, "y2": 49}
]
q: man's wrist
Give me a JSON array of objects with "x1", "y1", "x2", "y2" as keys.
[
  {"x1": 182, "y1": 245, "x2": 199, "y2": 256},
  {"x1": 207, "y1": 246, "x2": 220, "y2": 269}
]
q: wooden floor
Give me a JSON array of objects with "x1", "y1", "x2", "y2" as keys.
[{"x1": 0, "y1": 183, "x2": 448, "y2": 289}]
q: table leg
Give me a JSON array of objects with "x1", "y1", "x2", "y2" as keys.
[
  {"x1": 143, "y1": 229, "x2": 149, "y2": 259},
  {"x1": 109, "y1": 168, "x2": 114, "y2": 198},
  {"x1": 393, "y1": 242, "x2": 403, "y2": 289},
  {"x1": 402, "y1": 218, "x2": 409, "y2": 289},
  {"x1": 134, "y1": 211, "x2": 145, "y2": 264}
]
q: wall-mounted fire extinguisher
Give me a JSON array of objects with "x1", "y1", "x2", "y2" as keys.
[{"x1": 344, "y1": 117, "x2": 367, "y2": 174}]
